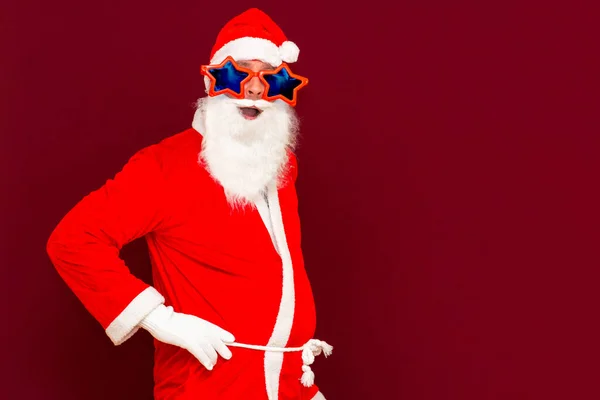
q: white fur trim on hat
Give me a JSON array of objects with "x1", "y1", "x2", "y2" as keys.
[{"x1": 211, "y1": 37, "x2": 299, "y2": 67}]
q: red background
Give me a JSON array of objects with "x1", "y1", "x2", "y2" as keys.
[{"x1": 2, "y1": 1, "x2": 599, "y2": 399}]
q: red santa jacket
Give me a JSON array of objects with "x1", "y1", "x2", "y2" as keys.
[{"x1": 46, "y1": 127, "x2": 320, "y2": 400}]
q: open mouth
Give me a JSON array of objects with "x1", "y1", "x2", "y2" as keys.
[{"x1": 238, "y1": 106, "x2": 262, "y2": 120}]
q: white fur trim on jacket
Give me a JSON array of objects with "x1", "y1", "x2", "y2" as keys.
[
  {"x1": 105, "y1": 286, "x2": 165, "y2": 345},
  {"x1": 210, "y1": 37, "x2": 300, "y2": 67},
  {"x1": 263, "y1": 180, "x2": 296, "y2": 400}
]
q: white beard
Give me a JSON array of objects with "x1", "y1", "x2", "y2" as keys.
[{"x1": 193, "y1": 95, "x2": 299, "y2": 209}]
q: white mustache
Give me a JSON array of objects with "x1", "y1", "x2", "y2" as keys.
[{"x1": 229, "y1": 98, "x2": 275, "y2": 110}]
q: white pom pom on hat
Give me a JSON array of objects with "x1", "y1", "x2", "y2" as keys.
[{"x1": 278, "y1": 40, "x2": 299, "y2": 63}]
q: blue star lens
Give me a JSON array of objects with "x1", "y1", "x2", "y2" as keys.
[
  {"x1": 209, "y1": 61, "x2": 249, "y2": 95},
  {"x1": 263, "y1": 67, "x2": 302, "y2": 101}
]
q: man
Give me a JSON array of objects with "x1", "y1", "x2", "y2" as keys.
[{"x1": 46, "y1": 8, "x2": 331, "y2": 400}]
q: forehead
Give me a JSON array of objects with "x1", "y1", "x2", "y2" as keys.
[{"x1": 237, "y1": 59, "x2": 275, "y2": 70}]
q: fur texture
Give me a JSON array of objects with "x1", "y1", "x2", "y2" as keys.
[
  {"x1": 262, "y1": 179, "x2": 297, "y2": 399},
  {"x1": 194, "y1": 95, "x2": 299, "y2": 209},
  {"x1": 210, "y1": 37, "x2": 299, "y2": 67},
  {"x1": 105, "y1": 287, "x2": 165, "y2": 345}
]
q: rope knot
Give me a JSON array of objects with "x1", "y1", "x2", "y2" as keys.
[{"x1": 300, "y1": 339, "x2": 334, "y2": 387}]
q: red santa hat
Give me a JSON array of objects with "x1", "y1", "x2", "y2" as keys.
[{"x1": 208, "y1": 8, "x2": 300, "y2": 67}]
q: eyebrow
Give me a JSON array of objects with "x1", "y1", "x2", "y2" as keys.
[{"x1": 238, "y1": 60, "x2": 275, "y2": 70}]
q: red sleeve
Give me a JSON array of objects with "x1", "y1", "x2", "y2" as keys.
[{"x1": 46, "y1": 145, "x2": 168, "y2": 345}]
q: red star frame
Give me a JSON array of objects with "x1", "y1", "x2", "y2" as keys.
[
  {"x1": 200, "y1": 56, "x2": 309, "y2": 107},
  {"x1": 259, "y1": 63, "x2": 309, "y2": 107},
  {"x1": 200, "y1": 56, "x2": 253, "y2": 99}
]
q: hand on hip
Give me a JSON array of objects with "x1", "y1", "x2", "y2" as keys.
[{"x1": 140, "y1": 304, "x2": 235, "y2": 370}]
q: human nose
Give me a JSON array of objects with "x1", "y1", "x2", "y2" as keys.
[{"x1": 245, "y1": 76, "x2": 264, "y2": 100}]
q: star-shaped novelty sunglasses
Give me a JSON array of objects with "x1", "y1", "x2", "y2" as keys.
[{"x1": 200, "y1": 56, "x2": 308, "y2": 107}]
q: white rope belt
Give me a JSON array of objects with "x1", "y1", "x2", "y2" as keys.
[{"x1": 227, "y1": 339, "x2": 333, "y2": 387}]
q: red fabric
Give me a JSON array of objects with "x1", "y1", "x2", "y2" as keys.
[
  {"x1": 46, "y1": 128, "x2": 319, "y2": 400},
  {"x1": 210, "y1": 8, "x2": 289, "y2": 60},
  {"x1": 46, "y1": 145, "x2": 166, "y2": 329}
]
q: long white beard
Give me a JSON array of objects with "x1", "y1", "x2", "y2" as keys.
[{"x1": 193, "y1": 95, "x2": 299, "y2": 209}]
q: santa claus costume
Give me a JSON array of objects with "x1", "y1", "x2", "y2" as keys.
[{"x1": 46, "y1": 8, "x2": 331, "y2": 400}]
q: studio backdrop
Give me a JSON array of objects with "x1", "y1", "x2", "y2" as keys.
[{"x1": 1, "y1": 1, "x2": 599, "y2": 399}]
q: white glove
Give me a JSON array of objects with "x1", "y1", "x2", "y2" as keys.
[{"x1": 139, "y1": 304, "x2": 235, "y2": 370}]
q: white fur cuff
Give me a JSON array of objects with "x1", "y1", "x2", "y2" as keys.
[{"x1": 105, "y1": 286, "x2": 165, "y2": 345}]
